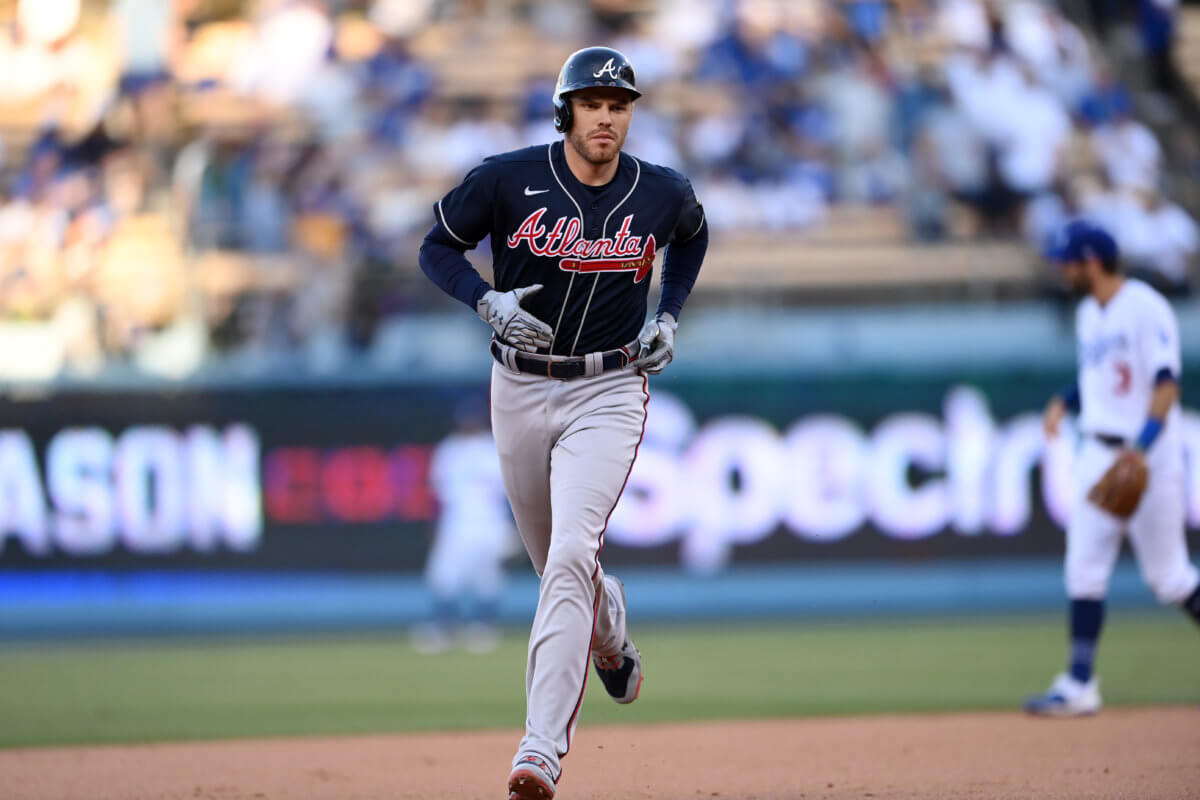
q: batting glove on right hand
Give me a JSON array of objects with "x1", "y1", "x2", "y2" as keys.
[
  {"x1": 476, "y1": 284, "x2": 554, "y2": 353},
  {"x1": 631, "y1": 312, "x2": 677, "y2": 374}
]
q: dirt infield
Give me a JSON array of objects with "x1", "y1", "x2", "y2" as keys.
[{"x1": 3, "y1": 707, "x2": 1197, "y2": 800}]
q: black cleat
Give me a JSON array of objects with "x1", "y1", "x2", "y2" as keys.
[{"x1": 592, "y1": 578, "x2": 642, "y2": 704}]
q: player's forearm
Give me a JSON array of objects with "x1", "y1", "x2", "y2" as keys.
[
  {"x1": 1147, "y1": 373, "x2": 1178, "y2": 420},
  {"x1": 418, "y1": 226, "x2": 492, "y2": 309},
  {"x1": 1136, "y1": 371, "x2": 1178, "y2": 452},
  {"x1": 656, "y1": 221, "x2": 708, "y2": 319}
]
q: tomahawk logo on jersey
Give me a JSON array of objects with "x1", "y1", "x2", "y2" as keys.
[
  {"x1": 507, "y1": 209, "x2": 656, "y2": 283},
  {"x1": 433, "y1": 141, "x2": 704, "y2": 356}
]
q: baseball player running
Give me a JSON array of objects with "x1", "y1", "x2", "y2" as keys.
[
  {"x1": 1025, "y1": 220, "x2": 1200, "y2": 717},
  {"x1": 417, "y1": 46, "x2": 707, "y2": 798}
]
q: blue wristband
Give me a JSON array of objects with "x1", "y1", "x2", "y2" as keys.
[{"x1": 1135, "y1": 417, "x2": 1164, "y2": 452}]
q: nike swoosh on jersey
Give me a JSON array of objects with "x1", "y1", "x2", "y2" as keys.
[{"x1": 524, "y1": 187, "x2": 550, "y2": 196}]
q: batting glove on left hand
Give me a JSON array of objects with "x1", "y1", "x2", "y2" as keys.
[
  {"x1": 476, "y1": 284, "x2": 555, "y2": 353},
  {"x1": 631, "y1": 312, "x2": 677, "y2": 374}
]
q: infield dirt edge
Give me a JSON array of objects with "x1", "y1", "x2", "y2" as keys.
[{"x1": 3, "y1": 707, "x2": 1198, "y2": 800}]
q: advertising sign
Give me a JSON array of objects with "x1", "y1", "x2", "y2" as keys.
[{"x1": 1, "y1": 374, "x2": 1196, "y2": 572}]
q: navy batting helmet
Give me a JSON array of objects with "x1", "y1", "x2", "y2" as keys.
[{"x1": 552, "y1": 46, "x2": 641, "y2": 133}]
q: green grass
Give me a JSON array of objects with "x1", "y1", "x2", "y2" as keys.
[{"x1": 0, "y1": 613, "x2": 1196, "y2": 749}]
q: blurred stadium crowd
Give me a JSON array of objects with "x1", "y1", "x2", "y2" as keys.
[{"x1": 0, "y1": 0, "x2": 1196, "y2": 379}]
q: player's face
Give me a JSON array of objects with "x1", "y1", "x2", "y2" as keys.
[
  {"x1": 566, "y1": 89, "x2": 633, "y2": 165},
  {"x1": 1061, "y1": 260, "x2": 1092, "y2": 294}
]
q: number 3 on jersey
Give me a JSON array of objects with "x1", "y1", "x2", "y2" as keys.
[{"x1": 1113, "y1": 360, "x2": 1132, "y2": 395}]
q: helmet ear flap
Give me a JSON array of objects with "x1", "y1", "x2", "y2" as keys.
[{"x1": 553, "y1": 95, "x2": 572, "y2": 133}]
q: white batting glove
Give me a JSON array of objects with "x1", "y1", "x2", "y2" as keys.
[
  {"x1": 476, "y1": 284, "x2": 554, "y2": 353},
  {"x1": 631, "y1": 312, "x2": 677, "y2": 374}
]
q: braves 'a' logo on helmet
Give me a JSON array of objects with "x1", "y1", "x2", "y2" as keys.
[{"x1": 592, "y1": 57, "x2": 622, "y2": 80}]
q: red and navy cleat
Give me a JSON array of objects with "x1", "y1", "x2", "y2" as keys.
[
  {"x1": 508, "y1": 754, "x2": 556, "y2": 800},
  {"x1": 592, "y1": 636, "x2": 642, "y2": 704},
  {"x1": 592, "y1": 578, "x2": 642, "y2": 704}
]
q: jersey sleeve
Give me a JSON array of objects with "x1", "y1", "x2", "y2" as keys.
[
  {"x1": 432, "y1": 162, "x2": 496, "y2": 248},
  {"x1": 670, "y1": 178, "x2": 706, "y2": 244},
  {"x1": 658, "y1": 177, "x2": 708, "y2": 319},
  {"x1": 1137, "y1": 293, "x2": 1182, "y2": 379}
]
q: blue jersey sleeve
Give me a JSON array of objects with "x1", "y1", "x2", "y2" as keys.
[
  {"x1": 418, "y1": 163, "x2": 498, "y2": 308},
  {"x1": 419, "y1": 225, "x2": 491, "y2": 308},
  {"x1": 434, "y1": 163, "x2": 495, "y2": 247},
  {"x1": 657, "y1": 180, "x2": 707, "y2": 319},
  {"x1": 671, "y1": 180, "x2": 706, "y2": 245}
]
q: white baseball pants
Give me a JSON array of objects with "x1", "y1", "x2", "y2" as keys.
[
  {"x1": 1066, "y1": 437, "x2": 1200, "y2": 604},
  {"x1": 490, "y1": 361, "x2": 647, "y2": 780}
]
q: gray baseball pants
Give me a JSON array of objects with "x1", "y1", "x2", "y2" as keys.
[{"x1": 490, "y1": 359, "x2": 647, "y2": 781}]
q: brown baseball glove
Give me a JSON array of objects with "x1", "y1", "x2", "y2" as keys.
[{"x1": 1086, "y1": 450, "x2": 1149, "y2": 518}]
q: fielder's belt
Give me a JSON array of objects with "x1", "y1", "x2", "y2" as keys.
[
  {"x1": 1088, "y1": 432, "x2": 1127, "y2": 448},
  {"x1": 491, "y1": 338, "x2": 640, "y2": 380}
]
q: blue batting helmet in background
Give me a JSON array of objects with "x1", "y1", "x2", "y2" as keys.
[{"x1": 1048, "y1": 219, "x2": 1119, "y2": 269}]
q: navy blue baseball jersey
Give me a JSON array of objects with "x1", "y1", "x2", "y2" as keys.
[{"x1": 419, "y1": 141, "x2": 706, "y2": 356}]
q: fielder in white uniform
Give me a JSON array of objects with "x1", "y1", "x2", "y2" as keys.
[
  {"x1": 1026, "y1": 219, "x2": 1200, "y2": 716},
  {"x1": 413, "y1": 401, "x2": 516, "y2": 654}
]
